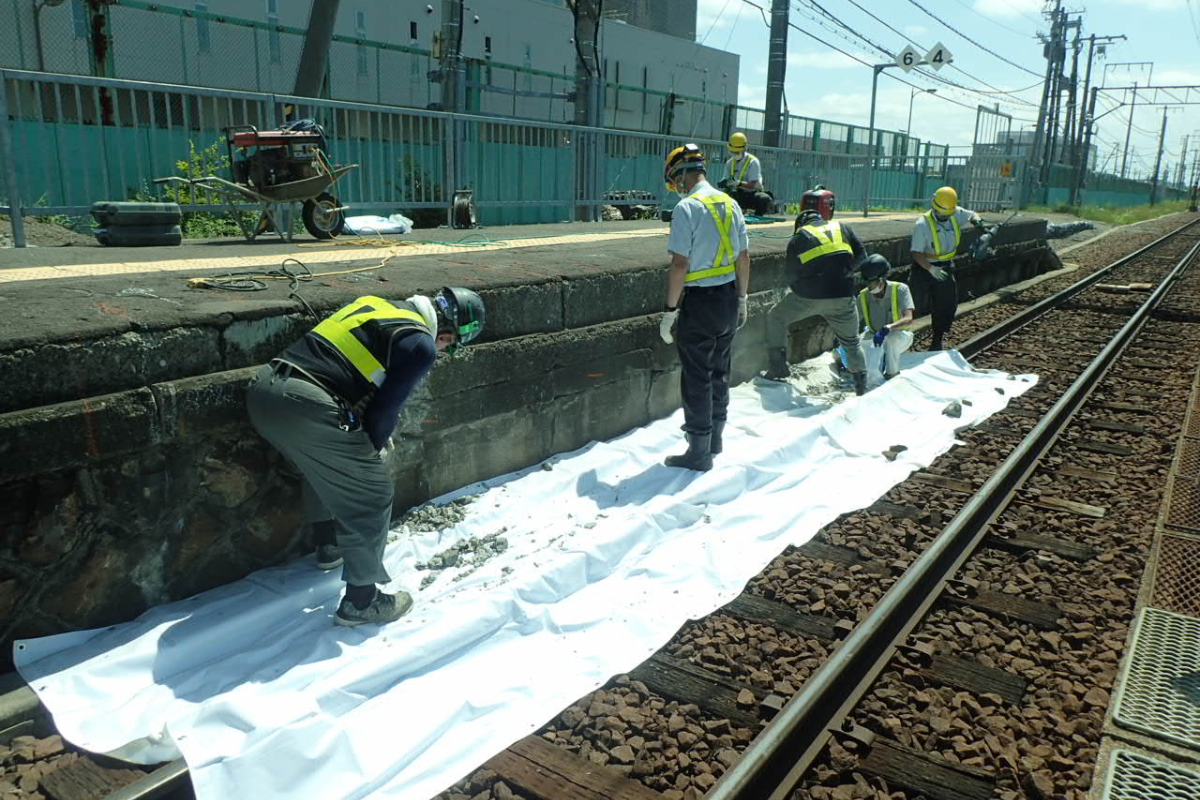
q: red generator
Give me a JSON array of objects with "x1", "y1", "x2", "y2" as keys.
[{"x1": 800, "y1": 185, "x2": 836, "y2": 221}]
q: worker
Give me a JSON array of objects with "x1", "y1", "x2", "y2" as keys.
[
  {"x1": 909, "y1": 186, "x2": 984, "y2": 351},
  {"x1": 660, "y1": 143, "x2": 750, "y2": 471},
  {"x1": 245, "y1": 287, "x2": 486, "y2": 626},
  {"x1": 858, "y1": 254, "x2": 915, "y2": 382},
  {"x1": 722, "y1": 132, "x2": 774, "y2": 216},
  {"x1": 765, "y1": 209, "x2": 869, "y2": 395}
]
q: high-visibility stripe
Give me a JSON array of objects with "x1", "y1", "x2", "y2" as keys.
[
  {"x1": 859, "y1": 282, "x2": 900, "y2": 330},
  {"x1": 924, "y1": 210, "x2": 960, "y2": 261},
  {"x1": 797, "y1": 221, "x2": 854, "y2": 264},
  {"x1": 728, "y1": 155, "x2": 752, "y2": 182},
  {"x1": 685, "y1": 192, "x2": 738, "y2": 283},
  {"x1": 311, "y1": 295, "x2": 430, "y2": 387}
]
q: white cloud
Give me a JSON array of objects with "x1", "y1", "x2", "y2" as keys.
[
  {"x1": 905, "y1": 25, "x2": 929, "y2": 37},
  {"x1": 1102, "y1": 0, "x2": 1186, "y2": 8},
  {"x1": 786, "y1": 51, "x2": 862, "y2": 70},
  {"x1": 972, "y1": 0, "x2": 1042, "y2": 20},
  {"x1": 697, "y1": 0, "x2": 736, "y2": 30}
]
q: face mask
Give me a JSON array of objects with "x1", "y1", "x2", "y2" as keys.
[{"x1": 870, "y1": 283, "x2": 885, "y2": 296}]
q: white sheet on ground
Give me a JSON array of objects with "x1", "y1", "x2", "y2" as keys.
[{"x1": 15, "y1": 350, "x2": 1035, "y2": 800}]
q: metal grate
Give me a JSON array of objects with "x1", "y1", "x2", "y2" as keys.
[
  {"x1": 1178, "y1": 438, "x2": 1200, "y2": 478},
  {"x1": 1152, "y1": 535, "x2": 1200, "y2": 617},
  {"x1": 1112, "y1": 608, "x2": 1200, "y2": 749},
  {"x1": 1166, "y1": 475, "x2": 1200, "y2": 534},
  {"x1": 1099, "y1": 749, "x2": 1200, "y2": 800}
]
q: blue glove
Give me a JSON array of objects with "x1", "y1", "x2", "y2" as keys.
[{"x1": 873, "y1": 327, "x2": 889, "y2": 347}]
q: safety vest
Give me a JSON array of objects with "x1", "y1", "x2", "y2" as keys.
[
  {"x1": 727, "y1": 154, "x2": 754, "y2": 183},
  {"x1": 685, "y1": 191, "x2": 738, "y2": 283},
  {"x1": 310, "y1": 295, "x2": 432, "y2": 389},
  {"x1": 924, "y1": 210, "x2": 961, "y2": 261},
  {"x1": 797, "y1": 221, "x2": 854, "y2": 264},
  {"x1": 859, "y1": 282, "x2": 900, "y2": 331}
]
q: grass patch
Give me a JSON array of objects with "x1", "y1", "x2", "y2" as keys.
[{"x1": 1026, "y1": 200, "x2": 1194, "y2": 225}]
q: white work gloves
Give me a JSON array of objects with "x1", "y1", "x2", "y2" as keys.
[
  {"x1": 376, "y1": 436, "x2": 395, "y2": 461},
  {"x1": 737, "y1": 296, "x2": 748, "y2": 330},
  {"x1": 659, "y1": 308, "x2": 679, "y2": 344},
  {"x1": 928, "y1": 264, "x2": 950, "y2": 282}
]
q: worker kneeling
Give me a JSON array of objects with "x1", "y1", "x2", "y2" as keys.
[
  {"x1": 721, "y1": 132, "x2": 775, "y2": 217},
  {"x1": 857, "y1": 254, "x2": 915, "y2": 383}
]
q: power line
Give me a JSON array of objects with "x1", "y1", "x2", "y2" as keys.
[
  {"x1": 736, "y1": 0, "x2": 1032, "y2": 119},
  {"x1": 791, "y1": 0, "x2": 1036, "y2": 113},
  {"x1": 826, "y1": 0, "x2": 1041, "y2": 106},
  {"x1": 901, "y1": 0, "x2": 1045, "y2": 78}
]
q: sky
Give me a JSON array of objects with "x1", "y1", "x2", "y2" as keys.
[{"x1": 693, "y1": 0, "x2": 1200, "y2": 183}]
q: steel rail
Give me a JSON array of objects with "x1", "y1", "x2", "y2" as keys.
[
  {"x1": 959, "y1": 217, "x2": 1200, "y2": 359},
  {"x1": 708, "y1": 226, "x2": 1200, "y2": 800}
]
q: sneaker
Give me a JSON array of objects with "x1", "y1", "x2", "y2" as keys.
[
  {"x1": 335, "y1": 590, "x2": 414, "y2": 627},
  {"x1": 315, "y1": 544, "x2": 343, "y2": 570}
]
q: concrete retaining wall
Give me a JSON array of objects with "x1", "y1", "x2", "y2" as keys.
[{"x1": 0, "y1": 219, "x2": 1056, "y2": 663}]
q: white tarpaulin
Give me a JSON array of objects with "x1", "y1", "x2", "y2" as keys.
[{"x1": 15, "y1": 350, "x2": 1035, "y2": 800}]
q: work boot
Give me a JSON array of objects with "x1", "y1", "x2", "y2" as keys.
[
  {"x1": 765, "y1": 348, "x2": 789, "y2": 380},
  {"x1": 710, "y1": 420, "x2": 726, "y2": 455},
  {"x1": 315, "y1": 544, "x2": 343, "y2": 570},
  {"x1": 852, "y1": 372, "x2": 868, "y2": 396},
  {"x1": 664, "y1": 433, "x2": 713, "y2": 472},
  {"x1": 930, "y1": 332, "x2": 945, "y2": 351},
  {"x1": 335, "y1": 590, "x2": 414, "y2": 627}
]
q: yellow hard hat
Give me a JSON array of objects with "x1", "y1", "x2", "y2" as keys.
[
  {"x1": 727, "y1": 131, "x2": 747, "y2": 153},
  {"x1": 932, "y1": 186, "x2": 958, "y2": 215},
  {"x1": 664, "y1": 143, "x2": 705, "y2": 191}
]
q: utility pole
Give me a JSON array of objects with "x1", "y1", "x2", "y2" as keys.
[
  {"x1": 1057, "y1": 17, "x2": 1081, "y2": 167},
  {"x1": 439, "y1": 0, "x2": 467, "y2": 114},
  {"x1": 1150, "y1": 106, "x2": 1179, "y2": 205},
  {"x1": 293, "y1": 0, "x2": 341, "y2": 99},
  {"x1": 1120, "y1": 81, "x2": 1137, "y2": 178},
  {"x1": 1030, "y1": 0, "x2": 1064, "y2": 193},
  {"x1": 1071, "y1": 34, "x2": 1125, "y2": 192},
  {"x1": 568, "y1": 0, "x2": 603, "y2": 222},
  {"x1": 762, "y1": 0, "x2": 789, "y2": 148}
]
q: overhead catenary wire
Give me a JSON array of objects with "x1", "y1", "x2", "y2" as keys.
[
  {"x1": 823, "y1": 0, "x2": 1042, "y2": 105},
  {"x1": 901, "y1": 0, "x2": 1045, "y2": 78},
  {"x1": 788, "y1": 0, "x2": 1038, "y2": 117}
]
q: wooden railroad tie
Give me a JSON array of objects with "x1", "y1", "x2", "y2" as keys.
[
  {"x1": 485, "y1": 735, "x2": 667, "y2": 800},
  {"x1": 859, "y1": 737, "x2": 995, "y2": 800},
  {"x1": 944, "y1": 589, "x2": 1062, "y2": 630},
  {"x1": 1074, "y1": 439, "x2": 1135, "y2": 457}
]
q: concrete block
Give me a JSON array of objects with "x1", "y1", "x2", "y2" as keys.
[
  {"x1": 551, "y1": 373, "x2": 651, "y2": 455},
  {"x1": 0, "y1": 388, "x2": 161, "y2": 480},
  {"x1": 552, "y1": 349, "x2": 652, "y2": 397},
  {"x1": 0, "y1": 328, "x2": 220, "y2": 415},
  {"x1": 478, "y1": 282, "x2": 563, "y2": 340},
  {"x1": 422, "y1": 410, "x2": 554, "y2": 499},
  {"x1": 222, "y1": 313, "x2": 308, "y2": 368},
  {"x1": 562, "y1": 269, "x2": 664, "y2": 329},
  {"x1": 153, "y1": 367, "x2": 257, "y2": 442},
  {"x1": 647, "y1": 368, "x2": 682, "y2": 423}
]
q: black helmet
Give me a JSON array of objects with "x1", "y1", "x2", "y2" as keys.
[
  {"x1": 435, "y1": 286, "x2": 485, "y2": 347},
  {"x1": 794, "y1": 209, "x2": 823, "y2": 232},
  {"x1": 860, "y1": 254, "x2": 891, "y2": 283}
]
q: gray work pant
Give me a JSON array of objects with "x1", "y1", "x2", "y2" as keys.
[
  {"x1": 767, "y1": 291, "x2": 868, "y2": 373},
  {"x1": 245, "y1": 364, "x2": 393, "y2": 586}
]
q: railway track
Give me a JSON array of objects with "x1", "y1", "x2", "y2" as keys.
[{"x1": 3, "y1": 217, "x2": 1199, "y2": 800}]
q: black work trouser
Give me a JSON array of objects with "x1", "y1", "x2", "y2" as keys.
[
  {"x1": 731, "y1": 187, "x2": 774, "y2": 216},
  {"x1": 908, "y1": 263, "x2": 959, "y2": 339},
  {"x1": 677, "y1": 281, "x2": 738, "y2": 436}
]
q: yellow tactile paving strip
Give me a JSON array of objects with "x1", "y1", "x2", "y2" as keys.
[{"x1": 0, "y1": 226, "x2": 734, "y2": 283}]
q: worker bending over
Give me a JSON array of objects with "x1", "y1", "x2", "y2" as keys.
[
  {"x1": 660, "y1": 143, "x2": 750, "y2": 471},
  {"x1": 858, "y1": 255, "x2": 915, "y2": 382},
  {"x1": 766, "y1": 208, "x2": 870, "y2": 395},
  {"x1": 909, "y1": 186, "x2": 984, "y2": 351},
  {"x1": 246, "y1": 287, "x2": 485, "y2": 626},
  {"x1": 721, "y1": 132, "x2": 774, "y2": 217}
]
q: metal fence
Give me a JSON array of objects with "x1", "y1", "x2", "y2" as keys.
[
  {"x1": 0, "y1": 0, "x2": 942, "y2": 157},
  {"x1": 0, "y1": 68, "x2": 1034, "y2": 247}
]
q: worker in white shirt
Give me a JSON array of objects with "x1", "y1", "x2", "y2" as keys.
[
  {"x1": 659, "y1": 143, "x2": 750, "y2": 471},
  {"x1": 857, "y1": 255, "x2": 915, "y2": 382},
  {"x1": 721, "y1": 132, "x2": 774, "y2": 216},
  {"x1": 909, "y1": 186, "x2": 984, "y2": 351}
]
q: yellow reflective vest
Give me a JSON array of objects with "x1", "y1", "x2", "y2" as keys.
[
  {"x1": 310, "y1": 296, "x2": 432, "y2": 392},
  {"x1": 858, "y1": 282, "x2": 900, "y2": 331},
  {"x1": 797, "y1": 221, "x2": 854, "y2": 264},
  {"x1": 924, "y1": 210, "x2": 961, "y2": 261},
  {"x1": 685, "y1": 191, "x2": 739, "y2": 283}
]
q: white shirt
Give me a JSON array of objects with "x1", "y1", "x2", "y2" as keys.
[
  {"x1": 910, "y1": 207, "x2": 976, "y2": 261},
  {"x1": 724, "y1": 153, "x2": 763, "y2": 187},
  {"x1": 667, "y1": 179, "x2": 749, "y2": 287}
]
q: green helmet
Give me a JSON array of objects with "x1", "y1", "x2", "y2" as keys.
[{"x1": 435, "y1": 286, "x2": 485, "y2": 347}]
